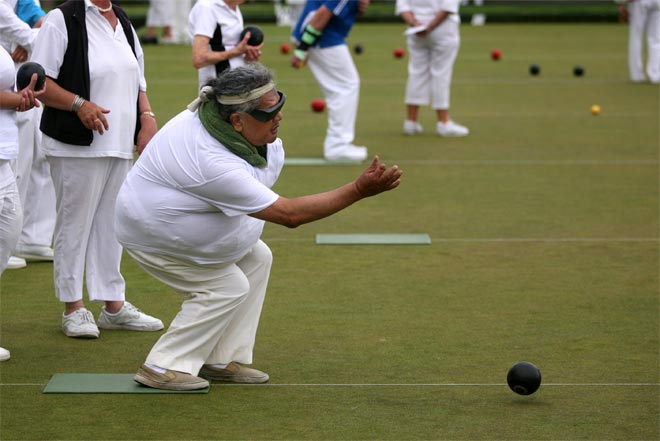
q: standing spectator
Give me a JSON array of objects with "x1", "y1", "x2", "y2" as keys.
[
  {"x1": 617, "y1": 0, "x2": 660, "y2": 83},
  {"x1": 115, "y1": 64, "x2": 402, "y2": 390},
  {"x1": 5, "y1": 0, "x2": 57, "y2": 265},
  {"x1": 142, "y1": 0, "x2": 174, "y2": 45},
  {"x1": 396, "y1": 0, "x2": 469, "y2": 137},
  {"x1": 189, "y1": 0, "x2": 263, "y2": 89},
  {"x1": 0, "y1": 39, "x2": 44, "y2": 360},
  {"x1": 0, "y1": 0, "x2": 38, "y2": 269},
  {"x1": 291, "y1": 0, "x2": 369, "y2": 162},
  {"x1": 30, "y1": 0, "x2": 163, "y2": 339}
]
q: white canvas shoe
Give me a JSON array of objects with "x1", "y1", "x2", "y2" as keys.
[
  {"x1": 325, "y1": 145, "x2": 368, "y2": 163},
  {"x1": 436, "y1": 120, "x2": 469, "y2": 137},
  {"x1": 97, "y1": 302, "x2": 164, "y2": 332},
  {"x1": 403, "y1": 120, "x2": 423, "y2": 135},
  {"x1": 62, "y1": 309, "x2": 100, "y2": 339},
  {"x1": 14, "y1": 245, "x2": 54, "y2": 262},
  {"x1": 6, "y1": 256, "x2": 26, "y2": 269},
  {"x1": 0, "y1": 347, "x2": 10, "y2": 361}
]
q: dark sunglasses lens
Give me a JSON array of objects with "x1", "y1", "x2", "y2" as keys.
[{"x1": 250, "y1": 92, "x2": 286, "y2": 122}]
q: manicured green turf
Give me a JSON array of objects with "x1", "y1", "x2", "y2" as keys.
[{"x1": 1, "y1": 23, "x2": 658, "y2": 440}]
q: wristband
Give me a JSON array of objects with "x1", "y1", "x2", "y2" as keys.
[
  {"x1": 70, "y1": 95, "x2": 86, "y2": 112},
  {"x1": 140, "y1": 111, "x2": 156, "y2": 118},
  {"x1": 297, "y1": 24, "x2": 322, "y2": 51},
  {"x1": 293, "y1": 48, "x2": 307, "y2": 60}
]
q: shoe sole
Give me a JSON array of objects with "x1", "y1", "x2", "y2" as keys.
[
  {"x1": 97, "y1": 323, "x2": 164, "y2": 331},
  {"x1": 134, "y1": 373, "x2": 209, "y2": 391},
  {"x1": 198, "y1": 370, "x2": 269, "y2": 384},
  {"x1": 437, "y1": 133, "x2": 469, "y2": 137},
  {"x1": 63, "y1": 330, "x2": 99, "y2": 339}
]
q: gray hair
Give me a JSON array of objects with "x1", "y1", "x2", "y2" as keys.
[{"x1": 205, "y1": 64, "x2": 275, "y2": 121}]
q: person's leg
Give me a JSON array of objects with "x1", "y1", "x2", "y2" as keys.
[
  {"x1": 84, "y1": 158, "x2": 128, "y2": 306},
  {"x1": 0, "y1": 162, "x2": 23, "y2": 274},
  {"x1": 206, "y1": 240, "x2": 272, "y2": 366},
  {"x1": 14, "y1": 106, "x2": 55, "y2": 259},
  {"x1": 627, "y1": 1, "x2": 646, "y2": 81},
  {"x1": 644, "y1": 1, "x2": 660, "y2": 83},
  {"x1": 403, "y1": 35, "x2": 430, "y2": 135},
  {"x1": 308, "y1": 45, "x2": 364, "y2": 159},
  {"x1": 48, "y1": 157, "x2": 105, "y2": 337},
  {"x1": 430, "y1": 22, "x2": 468, "y2": 137},
  {"x1": 429, "y1": 23, "x2": 459, "y2": 120},
  {"x1": 127, "y1": 249, "x2": 256, "y2": 376},
  {"x1": 48, "y1": 157, "x2": 99, "y2": 307}
]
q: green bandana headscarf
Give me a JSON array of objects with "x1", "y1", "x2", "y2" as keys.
[{"x1": 197, "y1": 101, "x2": 267, "y2": 168}]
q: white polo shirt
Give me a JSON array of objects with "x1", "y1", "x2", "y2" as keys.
[
  {"x1": 30, "y1": 0, "x2": 147, "y2": 158},
  {"x1": 115, "y1": 109, "x2": 285, "y2": 265},
  {"x1": 188, "y1": 0, "x2": 245, "y2": 88}
]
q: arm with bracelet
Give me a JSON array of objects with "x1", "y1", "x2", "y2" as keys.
[{"x1": 291, "y1": 5, "x2": 334, "y2": 69}]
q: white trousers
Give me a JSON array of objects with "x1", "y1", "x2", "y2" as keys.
[
  {"x1": 47, "y1": 156, "x2": 129, "y2": 303},
  {"x1": 405, "y1": 20, "x2": 460, "y2": 110},
  {"x1": 307, "y1": 44, "x2": 360, "y2": 155},
  {"x1": 627, "y1": 0, "x2": 660, "y2": 83},
  {"x1": 146, "y1": 0, "x2": 175, "y2": 27},
  {"x1": 0, "y1": 161, "x2": 23, "y2": 274},
  {"x1": 128, "y1": 240, "x2": 272, "y2": 376},
  {"x1": 13, "y1": 106, "x2": 55, "y2": 249}
]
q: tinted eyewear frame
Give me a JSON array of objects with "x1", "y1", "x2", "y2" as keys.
[{"x1": 246, "y1": 91, "x2": 286, "y2": 122}]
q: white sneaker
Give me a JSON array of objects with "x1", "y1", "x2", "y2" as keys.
[
  {"x1": 0, "y1": 347, "x2": 10, "y2": 361},
  {"x1": 62, "y1": 309, "x2": 100, "y2": 339},
  {"x1": 325, "y1": 145, "x2": 368, "y2": 163},
  {"x1": 403, "y1": 120, "x2": 423, "y2": 135},
  {"x1": 97, "y1": 302, "x2": 164, "y2": 332},
  {"x1": 436, "y1": 120, "x2": 469, "y2": 137},
  {"x1": 14, "y1": 245, "x2": 54, "y2": 262},
  {"x1": 6, "y1": 256, "x2": 26, "y2": 269}
]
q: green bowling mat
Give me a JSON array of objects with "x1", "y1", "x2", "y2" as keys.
[
  {"x1": 43, "y1": 374, "x2": 210, "y2": 394},
  {"x1": 315, "y1": 234, "x2": 432, "y2": 245}
]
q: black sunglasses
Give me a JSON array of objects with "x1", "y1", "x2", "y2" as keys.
[{"x1": 245, "y1": 91, "x2": 286, "y2": 122}]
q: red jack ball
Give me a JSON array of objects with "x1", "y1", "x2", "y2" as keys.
[
  {"x1": 311, "y1": 98, "x2": 325, "y2": 113},
  {"x1": 491, "y1": 48, "x2": 501, "y2": 60}
]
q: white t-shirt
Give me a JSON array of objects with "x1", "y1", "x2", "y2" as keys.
[
  {"x1": 188, "y1": 0, "x2": 245, "y2": 88},
  {"x1": 115, "y1": 109, "x2": 285, "y2": 265},
  {"x1": 0, "y1": 47, "x2": 18, "y2": 162},
  {"x1": 30, "y1": 0, "x2": 147, "y2": 158},
  {"x1": 395, "y1": 0, "x2": 461, "y2": 24}
]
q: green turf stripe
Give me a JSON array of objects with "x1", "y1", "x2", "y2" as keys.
[
  {"x1": 315, "y1": 234, "x2": 432, "y2": 245},
  {"x1": 43, "y1": 374, "x2": 210, "y2": 394}
]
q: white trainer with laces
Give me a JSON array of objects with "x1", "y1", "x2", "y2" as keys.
[
  {"x1": 97, "y1": 302, "x2": 164, "y2": 331},
  {"x1": 62, "y1": 308, "x2": 100, "y2": 338},
  {"x1": 403, "y1": 120, "x2": 423, "y2": 135},
  {"x1": 436, "y1": 120, "x2": 469, "y2": 137},
  {"x1": 0, "y1": 347, "x2": 10, "y2": 361}
]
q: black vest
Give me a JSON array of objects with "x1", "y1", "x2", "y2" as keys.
[{"x1": 40, "y1": 0, "x2": 141, "y2": 146}]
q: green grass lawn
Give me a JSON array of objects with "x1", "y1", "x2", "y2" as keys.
[{"x1": 1, "y1": 23, "x2": 658, "y2": 440}]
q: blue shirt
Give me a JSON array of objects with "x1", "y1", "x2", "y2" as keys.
[
  {"x1": 292, "y1": 0, "x2": 359, "y2": 48},
  {"x1": 16, "y1": 0, "x2": 45, "y2": 28}
]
